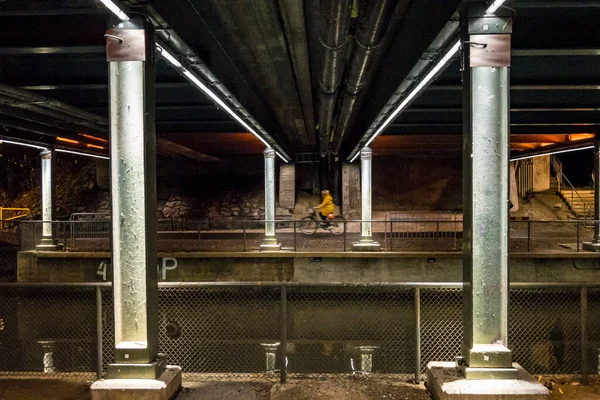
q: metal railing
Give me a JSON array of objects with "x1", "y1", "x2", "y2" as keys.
[
  {"x1": 551, "y1": 155, "x2": 593, "y2": 219},
  {"x1": 17, "y1": 218, "x2": 600, "y2": 253},
  {"x1": 0, "y1": 207, "x2": 31, "y2": 230},
  {"x1": 0, "y1": 281, "x2": 598, "y2": 383}
]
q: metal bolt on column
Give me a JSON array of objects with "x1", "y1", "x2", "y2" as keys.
[
  {"x1": 261, "y1": 148, "x2": 281, "y2": 251},
  {"x1": 352, "y1": 147, "x2": 381, "y2": 251}
]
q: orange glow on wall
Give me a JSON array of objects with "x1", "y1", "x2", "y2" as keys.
[
  {"x1": 85, "y1": 143, "x2": 105, "y2": 150},
  {"x1": 78, "y1": 133, "x2": 109, "y2": 143},
  {"x1": 56, "y1": 137, "x2": 80, "y2": 144}
]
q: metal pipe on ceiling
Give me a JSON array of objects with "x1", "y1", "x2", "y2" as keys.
[
  {"x1": 0, "y1": 83, "x2": 107, "y2": 127},
  {"x1": 0, "y1": 98, "x2": 106, "y2": 135},
  {"x1": 331, "y1": 0, "x2": 411, "y2": 154},
  {"x1": 152, "y1": 30, "x2": 290, "y2": 160},
  {"x1": 315, "y1": 0, "x2": 353, "y2": 155},
  {"x1": 347, "y1": 17, "x2": 460, "y2": 160}
]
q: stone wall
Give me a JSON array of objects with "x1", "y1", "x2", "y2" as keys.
[{"x1": 372, "y1": 155, "x2": 462, "y2": 211}]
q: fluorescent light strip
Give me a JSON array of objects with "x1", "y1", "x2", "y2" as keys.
[
  {"x1": 511, "y1": 145, "x2": 594, "y2": 161},
  {"x1": 0, "y1": 139, "x2": 47, "y2": 150},
  {"x1": 486, "y1": 0, "x2": 505, "y2": 14},
  {"x1": 349, "y1": 39, "x2": 462, "y2": 163},
  {"x1": 156, "y1": 46, "x2": 288, "y2": 163},
  {"x1": 351, "y1": 0, "x2": 508, "y2": 162},
  {"x1": 98, "y1": 0, "x2": 129, "y2": 21},
  {"x1": 56, "y1": 148, "x2": 110, "y2": 160}
]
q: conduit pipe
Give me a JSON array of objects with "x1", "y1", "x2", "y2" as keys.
[
  {"x1": 316, "y1": 0, "x2": 353, "y2": 155},
  {"x1": 347, "y1": 17, "x2": 460, "y2": 160},
  {"x1": 153, "y1": 29, "x2": 290, "y2": 161},
  {"x1": 0, "y1": 83, "x2": 107, "y2": 127},
  {"x1": 331, "y1": 0, "x2": 409, "y2": 154}
]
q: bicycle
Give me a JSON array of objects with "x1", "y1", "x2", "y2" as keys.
[{"x1": 299, "y1": 208, "x2": 346, "y2": 236}]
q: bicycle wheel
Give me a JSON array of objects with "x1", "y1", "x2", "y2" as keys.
[
  {"x1": 299, "y1": 217, "x2": 318, "y2": 235},
  {"x1": 330, "y1": 216, "x2": 346, "y2": 236}
]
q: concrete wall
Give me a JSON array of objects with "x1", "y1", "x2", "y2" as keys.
[
  {"x1": 279, "y1": 164, "x2": 295, "y2": 209},
  {"x1": 372, "y1": 155, "x2": 462, "y2": 211},
  {"x1": 18, "y1": 251, "x2": 600, "y2": 284},
  {"x1": 342, "y1": 163, "x2": 361, "y2": 218},
  {"x1": 533, "y1": 155, "x2": 551, "y2": 192}
]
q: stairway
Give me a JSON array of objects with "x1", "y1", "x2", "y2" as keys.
[{"x1": 558, "y1": 186, "x2": 594, "y2": 218}]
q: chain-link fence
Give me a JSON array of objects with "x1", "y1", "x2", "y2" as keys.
[{"x1": 0, "y1": 283, "x2": 598, "y2": 382}]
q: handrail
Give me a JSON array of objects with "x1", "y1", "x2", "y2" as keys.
[{"x1": 551, "y1": 155, "x2": 592, "y2": 218}]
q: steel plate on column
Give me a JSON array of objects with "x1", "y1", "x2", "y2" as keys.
[
  {"x1": 469, "y1": 34, "x2": 510, "y2": 67},
  {"x1": 106, "y1": 29, "x2": 146, "y2": 62}
]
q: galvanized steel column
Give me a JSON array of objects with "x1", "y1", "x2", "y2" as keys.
[
  {"x1": 106, "y1": 18, "x2": 164, "y2": 379},
  {"x1": 261, "y1": 148, "x2": 281, "y2": 251},
  {"x1": 361, "y1": 147, "x2": 372, "y2": 238},
  {"x1": 37, "y1": 149, "x2": 57, "y2": 249},
  {"x1": 459, "y1": 3, "x2": 516, "y2": 379},
  {"x1": 352, "y1": 147, "x2": 380, "y2": 251},
  {"x1": 584, "y1": 138, "x2": 600, "y2": 250}
]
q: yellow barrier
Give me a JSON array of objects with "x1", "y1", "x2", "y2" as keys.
[{"x1": 0, "y1": 207, "x2": 31, "y2": 228}]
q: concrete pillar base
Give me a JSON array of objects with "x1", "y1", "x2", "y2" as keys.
[
  {"x1": 427, "y1": 362, "x2": 548, "y2": 400},
  {"x1": 91, "y1": 365, "x2": 181, "y2": 400},
  {"x1": 352, "y1": 237, "x2": 381, "y2": 252},
  {"x1": 107, "y1": 355, "x2": 167, "y2": 379},
  {"x1": 583, "y1": 242, "x2": 600, "y2": 252},
  {"x1": 36, "y1": 237, "x2": 60, "y2": 251},
  {"x1": 260, "y1": 237, "x2": 281, "y2": 252}
]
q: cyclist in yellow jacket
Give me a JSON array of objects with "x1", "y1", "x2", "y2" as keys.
[{"x1": 315, "y1": 190, "x2": 335, "y2": 228}]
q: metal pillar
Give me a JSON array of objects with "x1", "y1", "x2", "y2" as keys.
[
  {"x1": 106, "y1": 18, "x2": 164, "y2": 379},
  {"x1": 352, "y1": 147, "x2": 381, "y2": 251},
  {"x1": 261, "y1": 148, "x2": 281, "y2": 251},
  {"x1": 459, "y1": 2, "x2": 516, "y2": 379},
  {"x1": 583, "y1": 137, "x2": 600, "y2": 251},
  {"x1": 37, "y1": 149, "x2": 58, "y2": 249}
]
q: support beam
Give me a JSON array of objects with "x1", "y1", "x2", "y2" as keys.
[
  {"x1": 104, "y1": 18, "x2": 164, "y2": 380},
  {"x1": 352, "y1": 147, "x2": 381, "y2": 251},
  {"x1": 0, "y1": 46, "x2": 105, "y2": 55},
  {"x1": 36, "y1": 149, "x2": 57, "y2": 250},
  {"x1": 459, "y1": 2, "x2": 516, "y2": 380},
  {"x1": 261, "y1": 148, "x2": 281, "y2": 251}
]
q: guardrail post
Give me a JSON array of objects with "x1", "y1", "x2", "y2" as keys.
[
  {"x1": 343, "y1": 221, "x2": 347, "y2": 252},
  {"x1": 280, "y1": 286, "x2": 287, "y2": 383},
  {"x1": 527, "y1": 220, "x2": 532, "y2": 252},
  {"x1": 390, "y1": 221, "x2": 393, "y2": 252},
  {"x1": 96, "y1": 286, "x2": 103, "y2": 380},
  {"x1": 414, "y1": 287, "x2": 421, "y2": 383},
  {"x1": 293, "y1": 220, "x2": 297, "y2": 252},
  {"x1": 243, "y1": 221, "x2": 247, "y2": 252},
  {"x1": 581, "y1": 287, "x2": 588, "y2": 384},
  {"x1": 577, "y1": 221, "x2": 581, "y2": 252}
]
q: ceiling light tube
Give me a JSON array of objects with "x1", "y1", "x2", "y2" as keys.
[
  {"x1": 157, "y1": 45, "x2": 288, "y2": 163},
  {"x1": 56, "y1": 148, "x2": 110, "y2": 160},
  {"x1": 511, "y1": 145, "x2": 594, "y2": 161},
  {"x1": 350, "y1": 0, "x2": 508, "y2": 162},
  {"x1": 350, "y1": 39, "x2": 461, "y2": 162},
  {"x1": 486, "y1": 0, "x2": 505, "y2": 14},
  {"x1": 98, "y1": 0, "x2": 129, "y2": 21},
  {"x1": 100, "y1": 4, "x2": 288, "y2": 162},
  {"x1": 0, "y1": 139, "x2": 47, "y2": 150}
]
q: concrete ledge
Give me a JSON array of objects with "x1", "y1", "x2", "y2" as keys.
[
  {"x1": 91, "y1": 365, "x2": 181, "y2": 400},
  {"x1": 427, "y1": 361, "x2": 548, "y2": 399},
  {"x1": 19, "y1": 250, "x2": 600, "y2": 259}
]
